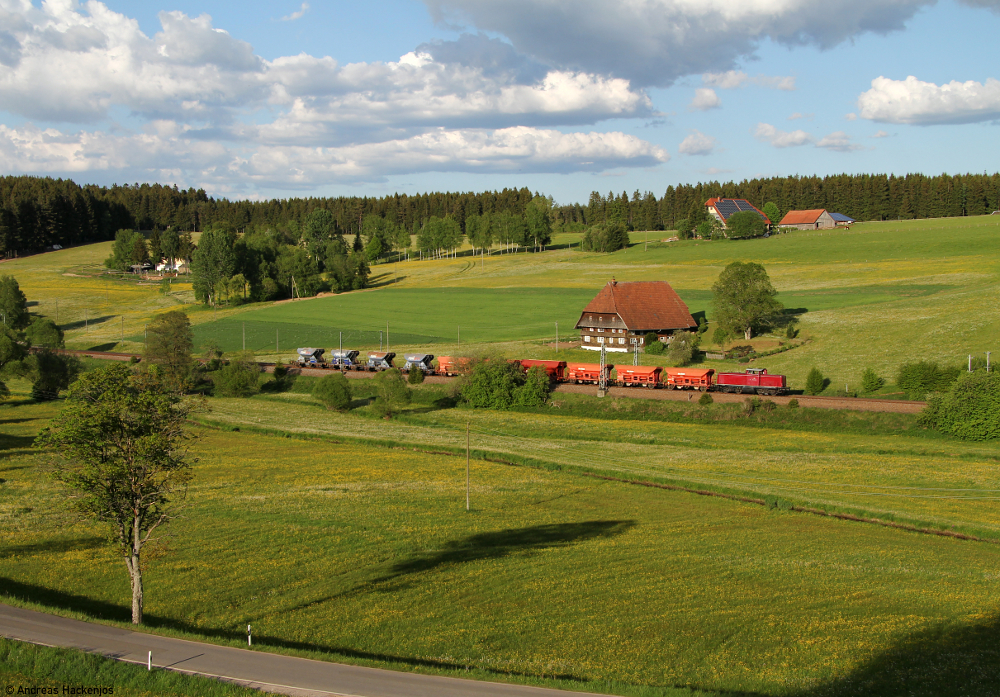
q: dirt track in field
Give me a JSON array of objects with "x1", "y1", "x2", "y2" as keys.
[{"x1": 63, "y1": 350, "x2": 925, "y2": 415}]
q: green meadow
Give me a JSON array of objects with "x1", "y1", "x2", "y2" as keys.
[
  {"x1": 3, "y1": 386, "x2": 1000, "y2": 697},
  {"x1": 2, "y1": 215, "x2": 1000, "y2": 695}
]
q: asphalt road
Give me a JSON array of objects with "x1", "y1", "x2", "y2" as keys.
[{"x1": 0, "y1": 604, "x2": 610, "y2": 697}]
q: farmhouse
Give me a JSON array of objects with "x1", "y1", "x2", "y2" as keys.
[
  {"x1": 705, "y1": 198, "x2": 771, "y2": 229},
  {"x1": 575, "y1": 280, "x2": 697, "y2": 352}
]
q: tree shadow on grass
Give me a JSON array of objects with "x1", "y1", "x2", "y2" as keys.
[
  {"x1": 793, "y1": 613, "x2": 1000, "y2": 697},
  {"x1": 0, "y1": 434, "x2": 37, "y2": 452},
  {"x1": 60, "y1": 316, "x2": 116, "y2": 331},
  {"x1": 0, "y1": 537, "x2": 105, "y2": 560}
]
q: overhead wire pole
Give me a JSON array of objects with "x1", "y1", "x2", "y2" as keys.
[
  {"x1": 598, "y1": 343, "x2": 607, "y2": 397},
  {"x1": 466, "y1": 421, "x2": 470, "y2": 512}
]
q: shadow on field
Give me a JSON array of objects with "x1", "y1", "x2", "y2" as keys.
[
  {"x1": 0, "y1": 537, "x2": 105, "y2": 560},
  {"x1": 793, "y1": 614, "x2": 1000, "y2": 697},
  {"x1": 61, "y1": 315, "x2": 115, "y2": 331},
  {"x1": 0, "y1": 434, "x2": 37, "y2": 453},
  {"x1": 386, "y1": 520, "x2": 636, "y2": 580}
]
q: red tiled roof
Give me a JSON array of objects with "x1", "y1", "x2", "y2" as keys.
[
  {"x1": 779, "y1": 209, "x2": 827, "y2": 225},
  {"x1": 576, "y1": 281, "x2": 696, "y2": 331}
]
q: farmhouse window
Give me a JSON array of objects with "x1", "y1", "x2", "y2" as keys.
[
  {"x1": 584, "y1": 335, "x2": 591, "y2": 342},
  {"x1": 598, "y1": 328, "x2": 604, "y2": 332},
  {"x1": 619, "y1": 338, "x2": 625, "y2": 345},
  {"x1": 598, "y1": 337, "x2": 604, "y2": 344}
]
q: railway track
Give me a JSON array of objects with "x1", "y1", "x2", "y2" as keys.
[{"x1": 61, "y1": 348, "x2": 927, "y2": 414}]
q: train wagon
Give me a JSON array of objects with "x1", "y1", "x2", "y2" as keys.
[
  {"x1": 366, "y1": 351, "x2": 396, "y2": 371},
  {"x1": 617, "y1": 365, "x2": 662, "y2": 388},
  {"x1": 518, "y1": 359, "x2": 567, "y2": 381},
  {"x1": 663, "y1": 367, "x2": 715, "y2": 391},
  {"x1": 296, "y1": 348, "x2": 326, "y2": 368},
  {"x1": 329, "y1": 350, "x2": 361, "y2": 370},
  {"x1": 437, "y1": 356, "x2": 473, "y2": 376},
  {"x1": 567, "y1": 362, "x2": 613, "y2": 384},
  {"x1": 715, "y1": 368, "x2": 787, "y2": 395},
  {"x1": 403, "y1": 353, "x2": 435, "y2": 373}
]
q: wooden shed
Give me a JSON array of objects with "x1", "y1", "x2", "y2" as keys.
[{"x1": 779, "y1": 209, "x2": 836, "y2": 230}]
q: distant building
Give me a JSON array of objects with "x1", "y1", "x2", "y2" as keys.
[
  {"x1": 779, "y1": 209, "x2": 855, "y2": 230},
  {"x1": 575, "y1": 280, "x2": 697, "y2": 352},
  {"x1": 830, "y1": 212, "x2": 856, "y2": 227},
  {"x1": 779, "y1": 209, "x2": 836, "y2": 230},
  {"x1": 705, "y1": 198, "x2": 771, "y2": 229}
]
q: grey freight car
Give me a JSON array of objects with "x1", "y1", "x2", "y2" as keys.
[
  {"x1": 330, "y1": 349, "x2": 362, "y2": 370},
  {"x1": 296, "y1": 347, "x2": 326, "y2": 368},
  {"x1": 403, "y1": 353, "x2": 435, "y2": 373},
  {"x1": 366, "y1": 351, "x2": 396, "y2": 371}
]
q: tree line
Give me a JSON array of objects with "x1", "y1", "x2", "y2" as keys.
[{"x1": 6, "y1": 172, "x2": 1000, "y2": 257}]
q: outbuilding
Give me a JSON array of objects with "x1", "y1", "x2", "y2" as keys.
[
  {"x1": 778, "y1": 209, "x2": 837, "y2": 230},
  {"x1": 575, "y1": 279, "x2": 696, "y2": 352}
]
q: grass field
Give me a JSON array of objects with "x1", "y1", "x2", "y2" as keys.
[
  {"x1": 4, "y1": 386, "x2": 1000, "y2": 696},
  {"x1": 4, "y1": 215, "x2": 1000, "y2": 392},
  {"x1": 195, "y1": 380, "x2": 1000, "y2": 542},
  {"x1": 0, "y1": 638, "x2": 259, "y2": 697}
]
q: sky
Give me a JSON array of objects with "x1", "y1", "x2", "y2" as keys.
[{"x1": 0, "y1": 0, "x2": 998, "y2": 204}]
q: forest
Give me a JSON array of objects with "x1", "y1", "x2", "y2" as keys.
[{"x1": 2, "y1": 171, "x2": 999, "y2": 256}]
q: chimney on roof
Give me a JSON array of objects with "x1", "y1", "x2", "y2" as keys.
[{"x1": 611, "y1": 277, "x2": 617, "y2": 286}]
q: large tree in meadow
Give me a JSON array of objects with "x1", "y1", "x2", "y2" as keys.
[
  {"x1": 145, "y1": 310, "x2": 194, "y2": 393},
  {"x1": 35, "y1": 364, "x2": 196, "y2": 624},
  {"x1": 0, "y1": 274, "x2": 29, "y2": 329},
  {"x1": 712, "y1": 261, "x2": 782, "y2": 340}
]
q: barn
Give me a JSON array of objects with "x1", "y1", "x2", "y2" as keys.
[
  {"x1": 779, "y1": 209, "x2": 837, "y2": 230},
  {"x1": 705, "y1": 198, "x2": 771, "y2": 229},
  {"x1": 575, "y1": 280, "x2": 697, "y2": 352}
]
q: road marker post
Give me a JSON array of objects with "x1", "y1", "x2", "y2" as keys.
[
  {"x1": 248, "y1": 624, "x2": 252, "y2": 646},
  {"x1": 148, "y1": 651, "x2": 151, "y2": 671}
]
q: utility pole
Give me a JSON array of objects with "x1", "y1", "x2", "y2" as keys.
[
  {"x1": 598, "y1": 344, "x2": 607, "y2": 397},
  {"x1": 121, "y1": 316, "x2": 124, "y2": 342},
  {"x1": 242, "y1": 322, "x2": 245, "y2": 351},
  {"x1": 458, "y1": 325, "x2": 460, "y2": 350},
  {"x1": 466, "y1": 421, "x2": 470, "y2": 512},
  {"x1": 276, "y1": 328, "x2": 279, "y2": 353},
  {"x1": 386, "y1": 322, "x2": 389, "y2": 351},
  {"x1": 555, "y1": 321, "x2": 558, "y2": 353},
  {"x1": 988, "y1": 351, "x2": 992, "y2": 373}
]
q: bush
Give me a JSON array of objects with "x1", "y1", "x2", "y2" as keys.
[
  {"x1": 897, "y1": 361, "x2": 960, "y2": 400},
  {"x1": 371, "y1": 368, "x2": 411, "y2": 418},
  {"x1": 919, "y1": 371, "x2": 1000, "y2": 440},
  {"x1": 711, "y1": 326, "x2": 730, "y2": 346},
  {"x1": 214, "y1": 351, "x2": 261, "y2": 397},
  {"x1": 581, "y1": 222, "x2": 630, "y2": 252},
  {"x1": 804, "y1": 367, "x2": 827, "y2": 395},
  {"x1": 665, "y1": 331, "x2": 699, "y2": 366},
  {"x1": 787, "y1": 398, "x2": 799, "y2": 408},
  {"x1": 24, "y1": 350, "x2": 80, "y2": 401},
  {"x1": 760, "y1": 399, "x2": 776, "y2": 412},
  {"x1": 861, "y1": 368, "x2": 885, "y2": 393},
  {"x1": 644, "y1": 333, "x2": 664, "y2": 355},
  {"x1": 784, "y1": 321, "x2": 798, "y2": 339},
  {"x1": 725, "y1": 211, "x2": 767, "y2": 239},
  {"x1": 313, "y1": 372, "x2": 352, "y2": 411},
  {"x1": 25, "y1": 318, "x2": 64, "y2": 348},
  {"x1": 462, "y1": 360, "x2": 550, "y2": 409},
  {"x1": 407, "y1": 367, "x2": 425, "y2": 384},
  {"x1": 698, "y1": 392, "x2": 713, "y2": 405}
]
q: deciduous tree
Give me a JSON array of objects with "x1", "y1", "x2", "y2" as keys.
[
  {"x1": 35, "y1": 364, "x2": 196, "y2": 625},
  {"x1": 711, "y1": 262, "x2": 782, "y2": 340},
  {"x1": 0, "y1": 274, "x2": 29, "y2": 329},
  {"x1": 144, "y1": 310, "x2": 193, "y2": 393}
]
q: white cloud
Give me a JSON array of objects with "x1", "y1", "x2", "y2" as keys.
[
  {"x1": 281, "y1": 3, "x2": 310, "y2": 21},
  {"x1": 703, "y1": 70, "x2": 795, "y2": 91},
  {"x1": 788, "y1": 112, "x2": 813, "y2": 120},
  {"x1": 753, "y1": 122, "x2": 813, "y2": 148},
  {"x1": 678, "y1": 130, "x2": 717, "y2": 155},
  {"x1": 423, "y1": 0, "x2": 932, "y2": 87},
  {"x1": 845, "y1": 112, "x2": 858, "y2": 120},
  {"x1": 0, "y1": 123, "x2": 669, "y2": 188},
  {"x1": 857, "y1": 75, "x2": 1000, "y2": 125},
  {"x1": 688, "y1": 88, "x2": 721, "y2": 111},
  {"x1": 815, "y1": 130, "x2": 864, "y2": 151},
  {"x1": 872, "y1": 129, "x2": 889, "y2": 137},
  {"x1": 0, "y1": 1, "x2": 664, "y2": 186}
]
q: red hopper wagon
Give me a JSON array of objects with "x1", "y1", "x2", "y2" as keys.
[
  {"x1": 663, "y1": 367, "x2": 715, "y2": 391},
  {"x1": 567, "y1": 363, "x2": 613, "y2": 384},
  {"x1": 517, "y1": 360, "x2": 567, "y2": 381},
  {"x1": 714, "y1": 368, "x2": 787, "y2": 396},
  {"x1": 437, "y1": 356, "x2": 473, "y2": 376},
  {"x1": 616, "y1": 365, "x2": 662, "y2": 388}
]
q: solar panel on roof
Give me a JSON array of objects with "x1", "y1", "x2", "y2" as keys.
[
  {"x1": 715, "y1": 200, "x2": 739, "y2": 219},
  {"x1": 830, "y1": 212, "x2": 855, "y2": 222},
  {"x1": 735, "y1": 200, "x2": 755, "y2": 212}
]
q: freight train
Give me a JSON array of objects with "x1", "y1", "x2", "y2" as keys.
[{"x1": 298, "y1": 348, "x2": 788, "y2": 395}]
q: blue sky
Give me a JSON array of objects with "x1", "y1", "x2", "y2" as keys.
[{"x1": 0, "y1": 0, "x2": 998, "y2": 205}]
